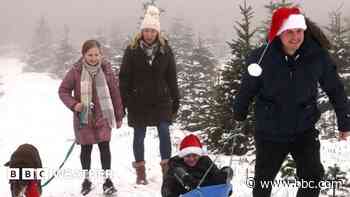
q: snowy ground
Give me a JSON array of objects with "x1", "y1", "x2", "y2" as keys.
[{"x1": 0, "y1": 57, "x2": 349, "y2": 197}]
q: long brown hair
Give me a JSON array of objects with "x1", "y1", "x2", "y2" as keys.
[
  {"x1": 81, "y1": 39, "x2": 102, "y2": 55},
  {"x1": 304, "y1": 17, "x2": 332, "y2": 50}
]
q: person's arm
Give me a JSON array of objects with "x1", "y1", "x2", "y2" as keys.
[
  {"x1": 162, "y1": 159, "x2": 188, "y2": 197},
  {"x1": 104, "y1": 61, "x2": 124, "y2": 124},
  {"x1": 233, "y1": 50, "x2": 262, "y2": 121},
  {"x1": 119, "y1": 47, "x2": 132, "y2": 110},
  {"x1": 166, "y1": 47, "x2": 180, "y2": 115},
  {"x1": 58, "y1": 68, "x2": 79, "y2": 111},
  {"x1": 319, "y1": 52, "x2": 350, "y2": 139}
]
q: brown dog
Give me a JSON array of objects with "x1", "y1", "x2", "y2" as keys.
[{"x1": 4, "y1": 144, "x2": 42, "y2": 197}]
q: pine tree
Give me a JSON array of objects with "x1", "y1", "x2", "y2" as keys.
[
  {"x1": 52, "y1": 25, "x2": 77, "y2": 78},
  {"x1": 24, "y1": 16, "x2": 54, "y2": 73},
  {"x1": 318, "y1": 8, "x2": 350, "y2": 140},
  {"x1": 204, "y1": 0, "x2": 257, "y2": 154},
  {"x1": 94, "y1": 29, "x2": 113, "y2": 62},
  {"x1": 322, "y1": 164, "x2": 350, "y2": 196},
  {"x1": 179, "y1": 37, "x2": 218, "y2": 131},
  {"x1": 167, "y1": 18, "x2": 196, "y2": 126}
]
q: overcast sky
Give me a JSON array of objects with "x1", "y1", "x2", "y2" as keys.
[{"x1": 1, "y1": 0, "x2": 349, "y2": 47}]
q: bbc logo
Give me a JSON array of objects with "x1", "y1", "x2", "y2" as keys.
[{"x1": 7, "y1": 168, "x2": 45, "y2": 180}]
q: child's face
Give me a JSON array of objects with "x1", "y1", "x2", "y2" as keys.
[
  {"x1": 183, "y1": 154, "x2": 200, "y2": 167},
  {"x1": 83, "y1": 47, "x2": 102, "y2": 66}
]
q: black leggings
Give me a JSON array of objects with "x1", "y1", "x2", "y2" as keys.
[{"x1": 80, "y1": 141, "x2": 111, "y2": 170}]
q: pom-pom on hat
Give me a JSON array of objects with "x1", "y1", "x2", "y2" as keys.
[{"x1": 178, "y1": 134, "x2": 204, "y2": 158}]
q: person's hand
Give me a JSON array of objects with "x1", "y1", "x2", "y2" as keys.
[
  {"x1": 74, "y1": 103, "x2": 84, "y2": 112},
  {"x1": 221, "y1": 166, "x2": 234, "y2": 181},
  {"x1": 117, "y1": 120, "x2": 123, "y2": 128},
  {"x1": 339, "y1": 131, "x2": 350, "y2": 141}
]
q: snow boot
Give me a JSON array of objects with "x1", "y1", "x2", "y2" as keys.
[
  {"x1": 132, "y1": 161, "x2": 148, "y2": 185},
  {"x1": 81, "y1": 178, "x2": 92, "y2": 196},
  {"x1": 103, "y1": 178, "x2": 117, "y2": 195}
]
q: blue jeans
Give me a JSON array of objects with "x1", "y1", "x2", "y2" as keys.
[{"x1": 133, "y1": 121, "x2": 171, "y2": 162}]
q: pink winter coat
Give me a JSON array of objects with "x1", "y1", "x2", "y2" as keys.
[{"x1": 58, "y1": 58, "x2": 124, "y2": 145}]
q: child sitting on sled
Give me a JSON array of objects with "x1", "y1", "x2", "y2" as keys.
[
  {"x1": 161, "y1": 134, "x2": 233, "y2": 197},
  {"x1": 4, "y1": 144, "x2": 42, "y2": 197}
]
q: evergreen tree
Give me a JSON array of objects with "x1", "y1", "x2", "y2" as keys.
[
  {"x1": 24, "y1": 16, "x2": 54, "y2": 73},
  {"x1": 318, "y1": 8, "x2": 350, "y2": 140},
  {"x1": 167, "y1": 18, "x2": 196, "y2": 126},
  {"x1": 204, "y1": 0, "x2": 257, "y2": 154},
  {"x1": 52, "y1": 25, "x2": 77, "y2": 78},
  {"x1": 0, "y1": 75, "x2": 4, "y2": 98},
  {"x1": 322, "y1": 164, "x2": 350, "y2": 197},
  {"x1": 178, "y1": 37, "x2": 218, "y2": 131}
]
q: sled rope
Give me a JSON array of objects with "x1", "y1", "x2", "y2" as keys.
[
  {"x1": 196, "y1": 123, "x2": 243, "y2": 188},
  {"x1": 41, "y1": 141, "x2": 76, "y2": 188}
]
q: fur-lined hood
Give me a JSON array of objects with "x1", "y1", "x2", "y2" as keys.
[{"x1": 129, "y1": 32, "x2": 171, "y2": 54}]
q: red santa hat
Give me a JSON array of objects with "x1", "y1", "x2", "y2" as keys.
[
  {"x1": 246, "y1": 7, "x2": 307, "y2": 78},
  {"x1": 178, "y1": 134, "x2": 204, "y2": 158},
  {"x1": 268, "y1": 7, "x2": 307, "y2": 42}
]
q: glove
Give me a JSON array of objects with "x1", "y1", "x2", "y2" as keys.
[
  {"x1": 221, "y1": 166, "x2": 234, "y2": 181},
  {"x1": 173, "y1": 167, "x2": 196, "y2": 190}
]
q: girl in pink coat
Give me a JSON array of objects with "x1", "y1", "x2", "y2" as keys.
[{"x1": 59, "y1": 39, "x2": 123, "y2": 195}]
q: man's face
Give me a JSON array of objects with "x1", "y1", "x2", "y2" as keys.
[
  {"x1": 183, "y1": 154, "x2": 200, "y2": 167},
  {"x1": 280, "y1": 28, "x2": 305, "y2": 54},
  {"x1": 142, "y1": 28, "x2": 158, "y2": 45}
]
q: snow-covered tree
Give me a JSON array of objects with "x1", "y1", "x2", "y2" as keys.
[
  {"x1": 204, "y1": 0, "x2": 257, "y2": 154},
  {"x1": 318, "y1": 8, "x2": 350, "y2": 139},
  {"x1": 109, "y1": 26, "x2": 127, "y2": 73},
  {"x1": 51, "y1": 25, "x2": 77, "y2": 78},
  {"x1": 322, "y1": 164, "x2": 350, "y2": 197},
  {"x1": 24, "y1": 16, "x2": 54, "y2": 73},
  {"x1": 178, "y1": 37, "x2": 218, "y2": 131}
]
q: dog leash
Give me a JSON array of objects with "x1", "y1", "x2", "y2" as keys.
[{"x1": 41, "y1": 141, "x2": 76, "y2": 188}]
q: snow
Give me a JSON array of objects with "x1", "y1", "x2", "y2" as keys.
[{"x1": 0, "y1": 57, "x2": 349, "y2": 196}]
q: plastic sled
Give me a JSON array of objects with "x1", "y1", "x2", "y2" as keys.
[{"x1": 180, "y1": 183, "x2": 233, "y2": 197}]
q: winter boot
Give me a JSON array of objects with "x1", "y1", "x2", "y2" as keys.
[
  {"x1": 81, "y1": 178, "x2": 92, "y2": 196},
  {"x1": 103, "y1": 178, "x2": 117, "y2": 195},
  {"x1": 160, "y1": 159, "x2": 169, "y2": 178},
  {"x1": 132, "y1": 161, "x2": 148, "y2": 185}
]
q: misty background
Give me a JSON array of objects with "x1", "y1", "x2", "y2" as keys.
[{"x1": 1, "y1": 0, "x2": 350, "y2": 49}]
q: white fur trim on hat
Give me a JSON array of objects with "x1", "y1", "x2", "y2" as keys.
[
  {"x1": 277, "y1": 14, "x2": 307, "y2": 36},
  {"x1": 178, "y1": 146, "x2": 203, "y2": 158},
  {"x1": 141, "y1": 5, "x2": 161, "y2": 33}
]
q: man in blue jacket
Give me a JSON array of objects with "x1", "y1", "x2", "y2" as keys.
[{"x1": 233, "y1": 7, "x2": 350, "y2": 197}]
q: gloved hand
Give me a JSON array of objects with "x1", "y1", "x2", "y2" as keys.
[
  {"x1": 221, "y1": 166, "x2": 234, "y2": 181},
  {"x1": 173, "y1": 167, "x2": 196, "y2": 190}
]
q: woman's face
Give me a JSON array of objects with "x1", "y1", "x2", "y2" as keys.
[
  {"x1": 183, "y1": 154, "x2": 200, "y2": 167},
  {"x1": 280, "y1": 28, "x2": 305, "y2": 55},
  {"x1": 83, "y1": 47, "x2": 102, "y2": 66},
  {"x1": 142, "y1": 28, "x2": 158, "y2": 45}
]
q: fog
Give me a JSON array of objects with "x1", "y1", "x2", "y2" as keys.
[{"x1": 1, "y1": 0, "x2": 350, "y2": 48}]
